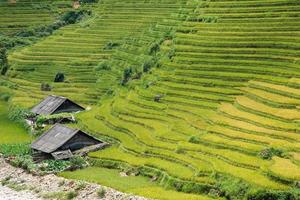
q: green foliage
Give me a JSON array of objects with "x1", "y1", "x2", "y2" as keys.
[
  {"x1": 148, "y1": 42, "x2": 160, "y2": 55},
  {"x1": 188, "y1": 136, "x2": 200, "y2": 144},
  {"x1": 0, "y1": 143, "x2": 31, "y2": 157},
  {"x1": 103, "y1": 41, "x2": 120, "y2": 50},
  {"x1": 42, "y1": 160, "x2": 71, "y2": 172},
  {"x1": 8, "y1": 106, "x2": 31, "y2": 123},
  {"x1": 79, "y1": 0, "x2": 98, "y2": 3},
  {"x1": 66, "y1": 190, "x2": 78, "y2": 200},
  {"x1": 216, "y1": 176, "x2": 250, "y2": 200},
  {"x1": 121, "y1": 67, "x2": 133, "y2": 85},
  {"x1": 36, "y1": 113, "x2": 75, "y2": 126},
  {"x1": 61, "y1": 10, "x2": 91, "y2": 25},
  {"x1": 97, "y1": 187, "x2": 106, "y2": 198},
  {"x1": 10, "y1": 155, "x2": 36, "y2": 172},
  {"x1": 54, "y1": 72, "x2": 65, "y2": 82},
  {"x1": 143, "y1": 58, "x2": 157, "y2": 73},
  {"x1": 0, "y1": 92, "x2": 11, "y2": 102},
  {"x1": 247, "y1": 189, "x2": 300, "y2": 200},
  {"x1": 41, "y1": 82, "x2": 52, "y2": 91},
  {"x1": 42, "y1": 190, "x2": 78, "y2": 200},
  {"x1": 258, "y1": 148, "x2": 284, "y2": 160},
  {"x1": 95, "y1": 61, "x2": 111, "y2": 71},
  {"x1": 0, "y1": 48, "x2": 8, "y2": 75},
  {"x1": 69, "y1": 156, "x2": 88, "y2": 169}
]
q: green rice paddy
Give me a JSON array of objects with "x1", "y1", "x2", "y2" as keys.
[
  {"x1": 1, "y1": 0, "x2": 300, "y2": 199},
  {"x1": 0, "y1": 101, "x2": 31, "y2": 144}
]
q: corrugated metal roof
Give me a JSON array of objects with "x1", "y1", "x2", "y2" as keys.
[
  {"x1": 31, "y1": 95, "x2": 66, "y2": 115},
  {"x1": 31, "y1": 124, "x2": 79, "y2": 153}
]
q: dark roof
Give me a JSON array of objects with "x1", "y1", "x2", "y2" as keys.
[
  {"x1": 31, "y1": 95, "x2": 84, "y2": 115},
  {"x1": 31, "y1": 95, "x2": 67, "y2": 115},
  {"x1": 31, "y1": 124, "x2": 79, "y2": 153}
]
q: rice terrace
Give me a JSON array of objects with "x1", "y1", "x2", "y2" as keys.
[{"x1": 1, "y1": 0, "x2": 300, "y2": 199}]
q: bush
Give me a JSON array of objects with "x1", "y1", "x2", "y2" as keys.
[
  {"x1": 61, "y1": 10, "x2": 91, "y2": 25},
  {"x1": 66, "y1": 190, "x2": 78, "y2": 200},
  {"x1": 148, "y1": 42, "x2": 160, "y2": 55},
  {"x1": 247, "y1": 189, "x2": 300, "y2": 200},
  {"x1": 0, "y1": 93, "x2": 11, "y2": 102},
  {"x1": 42, "y1": 160, "x2": 71, "y2": 172},
  {"x1": 103, "y1": 41, "x2": 119, "y2": 50},
  {"x1": 95, "y1": 61, "x2": 111, "y2": 71},
  {"x1": 143, "y1": 59, "x2": 156, "y2": 73},
  {"x1": 0, "y1": 143, "x2": 31, "y2": 157},
  {"x1": 97, "y1": 187, "x2": 106, "y2": 198},
  {"x1": 79, "y1": 0, "x2": 98, "y2": 3},
  {"x1": 69, "y1": 156, "x2": 88, "y2": 169},
  {"x1": 8, "y1": 106, "x2": 31, "y2": 122},
  {"x1": 54, "y1": 72, "x2": 65, "y2": 82},
  {"x1": 217, "y1": 176, "x2": 249, "y2": 200},
  {"x1": 10, "y1": 155, "x2": 36, "y2": 172},
  {"x1": 188, "y1": 136, "x2": 200, "y2": 144},
  {"x1": 121, "y1": 68, "x2": 133, "y2": 85},
  {"x1": 41, "y1": 83, "x2": 51, "y2": 91},
  {"x1": 258, "y1": 148, "x2": 284, "y2": 160},
  {"x1": 0, "y1": 48, "x2": 8, "y2": 75}
]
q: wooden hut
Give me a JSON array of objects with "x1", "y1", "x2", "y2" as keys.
[
  {"x1": 31, "y1": 124, "x2": 107, "y2": 161},
  {"x1": 31, "y1": 95, "x2": 85, "y2": 116}
]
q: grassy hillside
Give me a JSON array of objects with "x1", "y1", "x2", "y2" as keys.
[{"x1": 1, "y1": 0, "x2": 300, "y2": 199}]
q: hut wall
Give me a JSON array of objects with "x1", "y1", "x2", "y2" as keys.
[
  {"x1": 53, "y1": 100, "x2": 84, "y2": 114},
  {"x1": 59, "y1": 132, "x2": 100, "y2": 151}
]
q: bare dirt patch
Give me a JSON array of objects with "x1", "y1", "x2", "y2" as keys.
[{"x1": 0, "y1": 157, "x2": 148, "y2": 200}]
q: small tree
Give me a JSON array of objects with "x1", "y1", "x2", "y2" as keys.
[
  {"x1": 0, "y1": 48, "x2": 9, "y2": 75},
  {"x1": 41, "y1": 83, "x2": 51, "y2": 91},
  {"x1": 54, "y1": 72, "x2": 65, "y2": 82},
  {"x1": 121, "y1": 68, "x2": 132, "y2": 85}
]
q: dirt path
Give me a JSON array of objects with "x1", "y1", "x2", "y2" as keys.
[{"x1": 0, "y1": 157, "x2": 148, "y2": 200}]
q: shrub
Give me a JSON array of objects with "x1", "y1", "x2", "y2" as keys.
[
  {"x1": 188, "y1": 136, "x2": 200, "y2": 144},
  {"x1": 54, "y1": 72, "x2": 65, "y2": 82},
  {"x1": 214, "y1": 175, "x2": 250, "y2": 200},
  {"x1": 121, "y1": 68, "x2": 133, "y2": 85},
  {"x1": 79, "y1": 0, "x2": 98, "y2": 3},
  {"x1": 8, "y1": 106, "x2": 31, "y2": 122},
  {"x1": 97, "y1": 187, "x2": 106, "y2": 198},
  {"x1": 42, "y1": 160, "x2": 71, "y2": 172},
  {"x1": 61, "y1": 10, "x2": 91, "y2": 25},
  {"x1": 41, "y1": 83, "x2": 51, "y2": 91},
  {"x1": 0, "y1": 48, "x2": 8, "y2": 75},
  {"x1": 0, "y1": 93, "x2": 11, "y2": 102},
  {"x1": 258, "y1": 148, "x2": 284, "y2": 160},
  {"x1": 66, "y1": 190, "x2": 78, "y2": 200},
  {"x1": 0, "y1": 143, "x2": 31, "y2": 157},
  {"x1": 103, "y1": 41, "x2": 119, "y2": 50},
  {"x1": 69, "y1": 156, "x2": 88, "y2": 169},
  {"x1": 148, "y1": 42, "x2": 160, "y2": 55},
  {"x1": 95, "y1": 61, "x2": 111, "y2": 71},
  {"x1": 247, "y1": 189, "x2": 300, "y2": 200},
  {"x1": 10, "y1": 155, "x2": 36, "y2": 172},
  {"x1": 143, "y1": 59, "x2": 156, "y2": 73}
]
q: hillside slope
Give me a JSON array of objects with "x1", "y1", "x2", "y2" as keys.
[{"x1": 2, "y1": 0, "x2": 300, "y2": 199}]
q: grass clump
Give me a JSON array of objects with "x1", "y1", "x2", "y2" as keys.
[
  {"x1": 97, "y1": 187, "x2": 106, "y2": 198},
  {"x1": 42, "y1": 190, "x2": 78, "y2": 200},
  {"x1": 0, "y1": 143, "x2": 31, "y2": 157}
]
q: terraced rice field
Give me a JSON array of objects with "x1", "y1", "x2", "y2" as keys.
[
  {"x1": 0, "y1": 0, "x2": 72, "y2": 35},
  {"x1": 2, "y1": 0, "x2": 300, "y2": 199}
]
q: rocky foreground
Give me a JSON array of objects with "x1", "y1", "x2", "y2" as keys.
[{"x1": 0, "y1": 157, "x2": 148, "y2": 200}]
